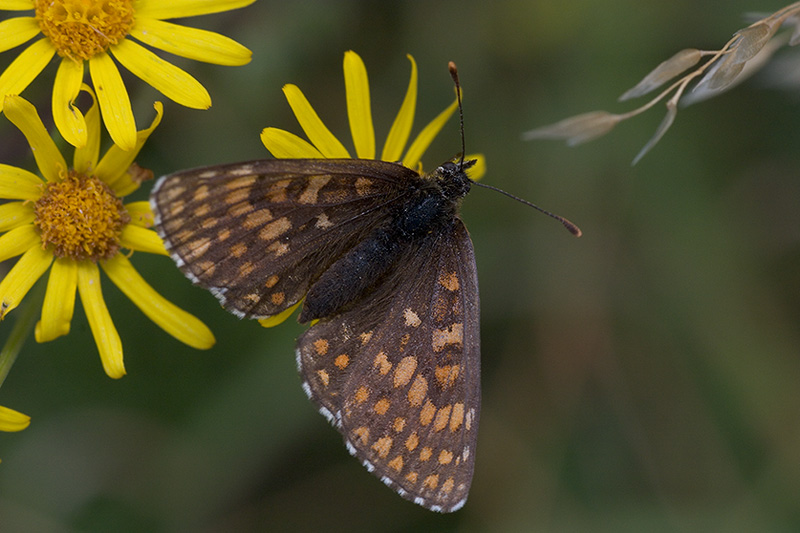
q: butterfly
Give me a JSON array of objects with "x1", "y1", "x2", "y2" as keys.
[
  {"x1": 150, "y1": 61, "x2": 580, "y2": 512},
  {"x1": 151, "y1": 154, "x2": 481, "y2": 512}
]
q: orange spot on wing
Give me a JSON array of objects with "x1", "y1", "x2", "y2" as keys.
[
  {"x1": 441, "y1": 477, "x2": 455, "y2": 494},
  {"x1": 438, "y1": 450, "x2": 454, "y2": 465},
  {"x1": 298, "y1": 176, "x2": 331, "y2": 204},
  {"x1": 224, "y1": 187, "x2": 250, "y2": 205},
  {"x1": 373, "y1": 351, "x2": 391, "y2": 374},
  {"x1": 259, "y1": 217, "x2": 292, "y2": 241},
  {"x1": 387, "y1": 455, "x2": 404, "y2": 473},
  {"x1": 266, "y1": 179, "x2": 291, "y2": 202},
  {"x1": 270, "y1": 292, "x2": 285, "y2": 305},
  {"x1": 354, "y1": 386, "x2": 369, "y2": 404},
  {"x1": 193, "y1": 184, "x2": 210, "y2": 202},
  {"x1": 372, "y1": 436, "x2": 393, "y2": 458},
  {"x1": 196, "y1": 261, "x2": 215, "y2": 277},
  {"x1": 403, "y1": 308, "x2": 421, "y2": 327},
  {"x1": 334, "y1": 354, "x2": 349, "y2": 369},
  {"x1": 419, "y1": 447, "x2": 433, "y2": 462},
  {"x1": 435, "y1": 364, "x2": 460, "y2": 388},
  {"x1": 185, "y1": 237, "x2": 211, "y2": 261},
  {"x1": 238, "y1": 261, "x2": 255, "y2": 277},
  {"x1": 420, "y1": 399, "x2": 436, "y2": 426},
  {"x1": 243, "y1": 208, "x2": 274, "y2": 229},
  {"x1": 393, "y1": 356, "x2": 417, "y2": 388},
  {"x1": 431, "y1": 323, "x2": 464, "y2": 352},
  {"x1": 422, "y1": 474, "x2": 439, "y2": 489},
  {"x1": 439, "y1": 271, "x2": 459, "y2": 291},
  {"x1": 352, "y1": 427, "x2": 369, "y2": 446},
  {"x1": 373, "y1": 398, "x2": 390, "y2": 415},
  {"x1": 434, "y1": 405, "x2": 452, "y2": 432},
  {"x1": 266, "y1": 241, "x2": 289, "y2": 257},
  {"x1": 360, "y1": 331, "x2": 373, "y2": 345},
  {"x1": 407, "y1": 375, "x2": 428, "y2": 407},
  {"x1": 450, "y1": 403, "x2": 465, "y2": 432},
  {"x1": 405, "y1": 432, "x2": 419, "y2": 451},
  {"x1": 313, "y1": 339, "x2": 329, "y2": 356},
  {"x1": 227, "y1": 201, "x2": 252, "y2": 217}
]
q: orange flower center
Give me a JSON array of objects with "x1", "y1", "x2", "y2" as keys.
[
  {"x1": 34, "y1": 172, "x2": 130, "y2": 261},
  {"x1": 35, "y1": 0, "x2": 135, "y2": 61}
]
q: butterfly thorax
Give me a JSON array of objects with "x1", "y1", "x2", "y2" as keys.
[{"x1": 298, "y1": 161, "x2": 473, "y2": 323}]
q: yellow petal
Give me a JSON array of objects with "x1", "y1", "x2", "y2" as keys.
[
  {"x1": 88, "y1": 52, "x2": 136, "y2": 151},
  {"x1": 0, "y1": 405, "x2": 30, "y2": 432},
  {"x1": 0, "y1": 1, "x2": 34, "y2": 9},
  {"x1": 130, "y1": 18, "x2": 252, "y2": 66},
  {"x1": 120, "y1": 224, "x2": 167, "y2": 255},
  {"x1": 111, "y1": 39, "x2": 211, "y2": 109},
  {"x1": 96, "y1": 101, "x2": 163, "y2": 191},
  {"x1": 134, "y1": 0, "x2": 255, "y2": 19},
  {"x1": 0, "y1": 201, "x2": 33, "y2": 232},
  {"x1": 0, "y1": 244, "x2": 52, "y2": 319},
  {"x1": 0, "y1": 16, "x2": 40, "y2": 53},
  {"x1": 35, "y1": 257, "x2": 77, "y2": 342},
  {"x1": 344, "y1": 51, "x2": 374, "y2": 159},
  {"x1": 0, "y1": 39, "x2": 55, "y2": 112},
  {"x1": 261, "y1": 127, "x2": 324, "y2": 159},
  {"x1": 0, "y1": 224, "x2": 41, "y2": 262},
  {"x1": 73, "y1": 84, "x2": 101, "y2": 174},
  {"x1": 0, "y1": 164, "x2": 42, "y2": 200},
  {"x1": 101, "y1": 254, "x2": 215, "y2": 350},
  {"x1": 111, "y1": 181, "x2": 139, "y2": 198},
  {"x1": 124, "y1": 201, "x2": 155, "y2": 228},
  {"x1": 258, "y1": 300, "x2": 302, "y2": 328},
  {"x1": 3, "y1": 95, "x2": 67, "y2": 182},
  {"x1": 465, "y1": 153, "x2": 486, "y2": 182},
  {"x1": 283, "y1": 84, "x2": 350, "y2": 158},
  {"x1": 381, "y1": 54, "x2": 417, "y2": 162},
  {"x1": 403, "y1": 97, "x2": 458, "y2": 169},
  {"x1": 52, "y1": 58, "x2": 87, "y2": 148},
  {"x1": 76, "y1": 261, "x2": 125, "y2": 378}
]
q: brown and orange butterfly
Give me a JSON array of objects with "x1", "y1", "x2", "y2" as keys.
[{"x1": 150, "y1": 65, "x2": 579, "y2": 512}]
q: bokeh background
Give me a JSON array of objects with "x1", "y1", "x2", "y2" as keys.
[{"x1": 2, "y1": 0, "x2": 800, "y2": 531}]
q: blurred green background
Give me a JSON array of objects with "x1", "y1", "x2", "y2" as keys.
[{"x1": 2, "y1": 0, "x2": 800, "y2": 531}]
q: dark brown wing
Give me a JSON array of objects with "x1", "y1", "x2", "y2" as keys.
[
  {"x1": 151, "y1": 159, "x2": 420, "y2": 319},
  {"x1": 296, "y1": 219, "x2": 480, "y2": 512}
]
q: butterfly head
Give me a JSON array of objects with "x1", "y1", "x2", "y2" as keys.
[{"x1": 433, "y1": 158, "x2": 476, "y2": 202}]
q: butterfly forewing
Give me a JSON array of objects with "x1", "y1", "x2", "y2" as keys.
[
  {"x1": 296, "y1": 219, "x2": 480, "y2": 512},
  {"x1": 151, "y1": 159, "x2": 419, "y2": 319}
]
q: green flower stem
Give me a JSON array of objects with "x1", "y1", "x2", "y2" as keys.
[{"x1": 0, "y1": 279, "x2": 44, "y2": 389}]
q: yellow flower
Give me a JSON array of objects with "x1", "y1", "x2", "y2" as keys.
[
  {"x1": 258, "y1": 50, "x2": 486, "y2": 327},
  {"x1": 0, "y1": 0, "x2": 254, "y2": 151},
  {"x1": 0, "y1": 93, "x2": 215, "y2": 379}
]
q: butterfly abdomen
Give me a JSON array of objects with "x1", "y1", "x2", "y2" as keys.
[{"x1": 299, "y1": 174, "x2": 466, "y2": 323}]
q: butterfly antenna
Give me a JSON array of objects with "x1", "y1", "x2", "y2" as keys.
[
  {"x1": 473, "y1": 181, "x2": 583, "y2": 237},
  {"x1": 449, "y1": 62, "x2": 581, "y2": 238},
  {"x1": 448, "y1": 61, "x2": 466, "y2": 168}
]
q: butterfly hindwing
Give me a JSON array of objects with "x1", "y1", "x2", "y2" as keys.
[
  {"x1": 296, "y1": 218, "x2": 480, "y2": 512},
  {"x1": 151, "y1": 159, "x2": 420, "y2": 318}
]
